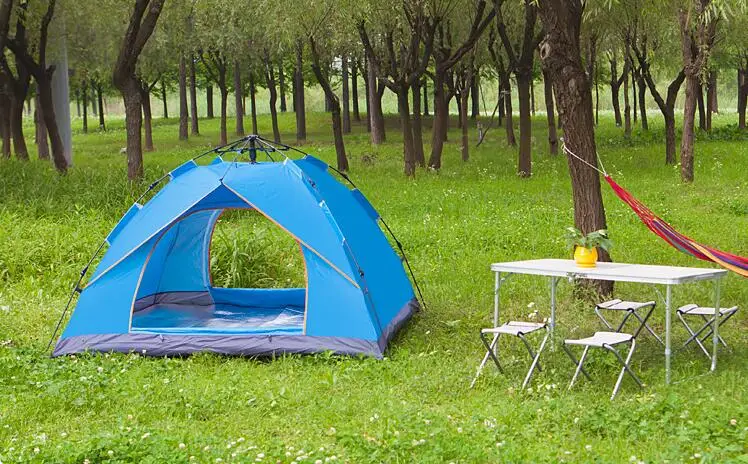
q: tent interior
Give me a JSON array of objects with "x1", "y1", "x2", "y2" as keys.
[{"x1": 130, "y1": 207, "x2": 307, "y2": 336}]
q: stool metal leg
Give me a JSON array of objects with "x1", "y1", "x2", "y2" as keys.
[
  {"x1": 520, "y1": 329, "x2": 550, "y2": 389},
  {"x1": 471, "y1": 332, "x2": 500, "y2": 388},
  {"x1": 605, "y1": 340, "x2": 642, "y2": 400},
  {"x1": 567, "y1": 345, "x2": 591, "y2": 390},
  {"x1": 631, "y1": 305, "x2": 664, "y2": 346}
]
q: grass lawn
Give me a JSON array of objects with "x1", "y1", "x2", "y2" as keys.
[{"x1": 1, "y1": 110, "x2": 747, "y2": 463}]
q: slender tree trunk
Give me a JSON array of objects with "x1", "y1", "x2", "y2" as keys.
[
  {"x1": 397, "y1": 88, "x2": 416, "y2": 177},
  {"x1": 697, "y1": 83, "x2": 706, "y2": 131},
  {"x1": 294, "y1": 40, "x2": 306, "y2": 142},
  {"x1": 82, "y1": 80, "x2": 89, "y2": 133},
  {"x1": 363, "y1": 59, "x2": 371, "y2": 132},
  {"x1": 610, "y1": 58, "x2": 622, "y2": 126},
  {"x1": 367, "y1": 57, "x2": 385, "y2": 144},
  {"x1": 665, "y1": 112, "x2": 677, "y2": 165},
  {"x1": 632, "y1": 67, "x2": 637, "y2": 124},
  {"x1": 178, "y1": 55, "x2": 188, "y2": 140},
  {"x1": 538, "y1": 0, "x2": 612, "y2": 295},
  {"x1": 412, "y1": 79, "x2": 425, "y2": 167},
  {"x1": 249, "y1": 76, "x2": 258, "y2": 135},
  {"x1": 530, "y1": 78, "x2": 535, "y2": 116},
  {"x1": 278, "y1": 61, "x2": 287, "y2": 112},
  {"x1": 351, "y1": 59, "x2": 360, "y2": 121},
  {"x1": 637, "y1": 74, "x2": 648, "y2": 130},
  {"x1": 623, "y1": 60, "x2": 631, "y2": 138},
  {"x1": 75, "y1": 89, "x2": 81, "y2": 118},
  {"x1": 206, "y1": 85, "x2": 214, "y2": 119},
  {"x1": 516, "y1": 71, "x2": 532, "y2": 177},
  {"x1": 503, "y1": 74, "x2": 516, "y2": 146},
  {"x1": 739, "y1": 66, "x2": 747, "y2": 130},
  {"x1": 0, "y1": 91, "x2": 10, "y2": 158},
  {"x1": 160, "y1": 77, "x2": 168, "y2": 119},
  {"x1": 497, "y1": 77, "x2": 504, "y2": 126},
  {"x1": 341, "y1": 54, "x2": 351, "y2": 133},
  {"x1": 34, "y1": 93, "x2": 49, "y2": 160},
  {"x1": 9, "y1": 97, "x2": 28, "y2": 160},
  {"x1": 234, "y1": 60, "x2": 244, "y2": 136},
  {"x1": 140, "y1": 83, "x2": 154, "y2": 151},
  {"x1": 542, "y1": 69, "x2": 558, "y2": 155},
  {"x1": 189, "y1": 56, "x2": 199, "y2": 134},
  {"x1": 423, "y1": 78, "x2": 429, "y2": 116},
  {"x1": 708, "y1": 70, "x2": 717, "y2": 114},
  {"x1": 96, "y1": 83, "x2": 105, "y2": 131},
  {"x1": 428, "y1": 72, "x2": 448, "y2": 168},
  {"x1": 471, "y1": 73, "x2": 480, "y2": 119},
  {"x1": 681, "y1": 75, "x2": 698, "y2": 182},
  {"x1": 264, "y1": 52, "x2": 281, "y2": 143},
  {"x1": 460, "y1": 88, "x2": 469, "y2": 161},
  {"x1": 218, "y1": 86, "x2": 228, "y2": 145},
  {"x1": 309, "y1": 39, "x2": 348, "y2": 171}
]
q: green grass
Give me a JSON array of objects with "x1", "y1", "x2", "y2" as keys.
[{"x1": 1, "y1": 109, "x2": 747, "y2": 463}]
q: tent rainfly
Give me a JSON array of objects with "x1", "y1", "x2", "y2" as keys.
[{"x1": 52, "y1": 136, "x2": 421, "y2": 358}]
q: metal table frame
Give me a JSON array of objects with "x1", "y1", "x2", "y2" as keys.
[{"x1": 476, "y1": 259, "x2": 727, "y2": 384}]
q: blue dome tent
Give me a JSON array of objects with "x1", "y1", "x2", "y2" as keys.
[{"x1": 52, "y1": 136, "x2": 422, "y2": 358}]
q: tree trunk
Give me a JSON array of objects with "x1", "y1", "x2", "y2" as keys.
[
  {"x1": 249, "y1": 76, "x2": 258, "y2": 135},
  {"x1": 140, "y1": 83, "x2": 154, "y2": 151},
  {"x1": 623, "y1": 60, "x2": 631, "y2": 138},
  {"x1": 234, "y1": 60, "x2": 244, "y2": 136},
  {"x1": 75, "y1": 89, "x2": 80, "y2": 118},
  {"x1": 264, "y1": 52, "x2": 281, "y2": 143},
  {"x1": 503, "y1": 74, "x2": 516, "y2": 146},
  {"x1": 367, "y1": 57, "x2": 385, "y2": 144},
  {"x1": 34, "y1": 93, "x2": 49, "y2": 160},
  {"x1": 81, "y1": 81, "x2": 88, "y2": 133},
  {"x1": 219, "y1": 86, "x2": 228, "y2": 145},
  {"x1": 423, "y1": 78, "x2": 429, "y2": 116},
  {"x1": 341, "y1": 55, "x2": 351, "y2": 134},
  {"x1": 97, "y1": 83, "x2": 105, "y2": 131},
  {"x1": 637, "y1": 73, "x2": 648, "y2": 130},
  {"x1": 516, "y1": 71, "x2": 532, "y2": 177},
  {"x1": 120, "y1": 79, "x2": 142, "y2": 179},
  {"x1": 279, "y1": 61, "x2": 287, "y2": 112},
  {"x1": 206, "y1": 85, "x2": 214, "y2": 119},
  {"x1": 412, "y1": 79, "x2": 425, "y2": 167},
  {"x1": 697, "y1": 83, "x2": 706, "y2": 131},
  {"x1": 460, "y1": 89, "x2": 469, "y2": 161},
  {"x1": 10, "y1": 96, "x2": 28, "y2": 160},
  {"x1": 542, "y1": 69, "x2": 558, "y2": 155},
  {"x1": 708, "y1": 70, "x2": 717, "y2": 114},
  {"x1": 0, "y1": 91, "x2": 10, "y2": 158},
  {"x1": 189, "y1": 56, "x2": 199, "y2": 134},
  {"x1": 294, "y1": 40, "x2": 306, "y2": 142},
  {"x1": 497, "y1": 77, "x2": 504, "y2": 126},
  {"x1": 739, "y1": 66, "x2": 747, "y2": 130},
  {"x1": 363, "y1": 59, "x2": 371, "y2": 132},
  {"x1": 351, "y1": 59, "x2": 360, "y2": 121},
  {"x1": 397, "y1": 88, "x2": 416, "y2": 177},
  {"x1": 631, "y1": 67, "x2": 637, "y2": 124},
  {"x1": 530, "y1": 78, "x2": 536, "y2": 116},
  {"x1": 610, "y1": 58, "x2": 622, "y2": 126},
  {"x1": 538, "y1": 0, "x2": 612, "y2": 295},
  {"x1": 309, "y1": 39, "x2": 348, "y2": 171},
  {"x1": 160, "y1": 77, "x2": 168, "y2": 119},
  {"x1": 471, "y1": 73, "x2": 480, "y2": 119},
  {"x1": 665, "y1": 112, "x2": 677, "y2": 165},
  {"x1": 178, "y1": 55, "x2": 188, "y2": 140},
  {"x1": 681, "y1": 74, "x2": 698, "y2": 182},
  {"x1": 428, "y1": 72, "x2": 448, "y2": 168}
]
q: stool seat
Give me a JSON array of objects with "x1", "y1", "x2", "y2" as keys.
[
  {"x1": 565, "y1": 331, "x2": 633, "y2": 347},
  {"x1": 677, "y1": 304, "x2": 738, "y2": 316},
  {"x1": 481, "y1": 321, "x2": 546, "y2": 336},
  {"x1": 597, "y1": 299, "x2": 655, "y2": 311}
]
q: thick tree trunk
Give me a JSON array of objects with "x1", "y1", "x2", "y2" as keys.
[
  {"x1": 542, "y1": 69, "x2": 558, "y2": 155},
  {"x1": 97, "y1": 83, "x2": 105, "y2": 131},
  {"x1": 161, "y1": 77, "x2": 168, "y2": 119},
  {"x1": 0, "y1": 91, "x2": 9, "y2": 158},
  {"x1": 503, "y1": 75, "x2": 516, "y2": 146},
  {"x1": 206, "y1": 85, "x2": 214, "y2": 119},
  {"x1": 681, "y1": 75, "x2": 698, "y2": 182},
  {"x1": 249, "y1": 77, "x2": 258, "y2": 135},
  {"x1": 10, "y1": 97, "x2": 28, "y2": 160},
  {"x1": 397, "y1": 88, "x2": 416, "y2": 177},
  {"x1": 140, "y1": 83, "x2": 154, "y2": 151},
  {"x1": 412, "y1": 79, "x2": 425, "y2": 167},
  {"x1": 538, "y1": 0, "x2": 612, "y2": 295},
  {"x1": 427, "y1": 73, "x2": 446, "y2": 168},
  {"x1": 460, "y1": 89, "x2": 469, "y2": 161},
  {"x1": 279, "y1": 61, "x2": 287, "y2": 112},
  {"x1": 341, "y1": 55, "x2": 351, "y2": 134},
  {"x1": 294, "y1": 41, "x2": 306, "y2": 142},
  {"x1": 351, "y1": 60, "x2": 360, "y2": 121},
  {"x1": 367, "y1": 57, "x2": 385, "y2": 144},
  {"x1": 470, "y1": 73, "x2": 480, "y2": 119},
  {"x1": 189, "y1": 56, "x2": 199, "y2": 134},
  {"x1": 120, "y1": 79, "x2": 143, "y2": 179},
  {"x1": 516, "y1": 71, "x2": 532, "y2": 177},
  {"x1": 234, "y1": 60, "x2": 244, "y2": 136},
  {"x1": 637, "y1": 74, "x2": 648, "y2": 130},
  {"x1": 34, "y1": 93, "x2": 49, "y2": 160},
  {"x1": 178, "y1": 55, "x2": 188, "y2": 140},
  {"x1": 219, "y1": 86, "x2": 228, "y2": 145}
]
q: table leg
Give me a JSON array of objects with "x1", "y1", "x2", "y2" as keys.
[
  {"x1": 550, "y1": 276, "x2": 558, "y2": 348},
  {"x1": 711, "y1": 278, "x2": 721, "y2": 371},
  {"x1": 494, "y1": 272, "x2": 501, "y2": 327},
  {"x1": 665, "y1": 285, "x2": 672, "y2": 385}
]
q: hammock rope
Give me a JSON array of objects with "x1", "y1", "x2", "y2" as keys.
[{"x1": 561, "y1": 142, "x2": 748, "y2": 278}]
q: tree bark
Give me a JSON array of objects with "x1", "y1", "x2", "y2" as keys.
[
  {"x1": 178, "y1": 55, "x2": 188, "y2": 140},
  {"x1": 697, "y1": 83, "x2": 706, "y2": 131},
  {"x1": 75, "y1": 89, "x2": 80, "y2": 118},
  {"x1": 351, "y1": 59, "x2": 360, "y2": 121},
  {"x1": 397, "y1": 88, "x2": 416, "y2": 176},
  {"x1": 206, "y1": 85, "x2": 214, "y2": 119},
  {"x1": 189, "y1": 55, "x2": 199, "y2": 134},
  {"x1": 738, "y1": 65, "x2": 747, "y2": 130},
  {"x1": 160, "y1": 77, "x2": 168, "y2": 119},
  {"x1": 97, "y1": 82, "x2": 105, "y2": 130},
  {"x1": 139, "y1": 81, "x2": 153, "y2": 151},
  {"x1": 278, "y1": 61, "x2": 287, "y2": 112},
  {"x1": 341, "y1": 54, "x2": 351, "y2": 133},
  {"x1": 249, "y1": 76, "x2": 258, "y2": 134},
  {"x1": 503, "y1": 73, "x2": 516, "y2": 146},
  {"x1": 367, "y1": 56, "x2": 385, "y2": 144},
  {"x1": 542, "y1": 68, "x2": 558, "y2": 155},
  {"x1": 705, "y1": 70, "x2": 716, "y2": 131},
  {"x1": 0, "y1": 90, "x2": 8, "y2": 159},
  {"x1": 9, "y1": 96, "x2": 28, "y2": 160},
  {"x1": 637, "y1": 72, "x2": 648, "y2": 130},
  {"x1": 538, "y1": 0, "x2": 612, "y2": 295},
  {"x1": 34, "y1": 92, "x2": 49, "y2": 160},
  {"x1": 423, "y1": 78, "x2": 429, "y2": 116},
  {"x1": 81, "y1": 80, "x2": 89, "y2": 133},
  {"x1": 471, "y1": 72, "x2": 480, "y2": 118},
  {"x1": 234, "y1": 60, "x2": 244, "y2": 136},
  {"x1": 460, "y1": 86, "x2": 470, "y2": 161},
  {"x1": 121, "y1": 79, "x2": 144, "y2": 178},
  {"x1": 427, "y1": 73, "x2": 448, "y2": 168},
  {"x1": 623, "y1": 51, "x2": 631, "y2": 137},
  {"x1": 516, "y1": 71, "x2": 532, "y2": 176},
  {"x1": 294, "y1": 40, "x2": 306, "y2": 142},
  {"x1": 412, "y1": 79, "x2": 425, "y2": 166},
  {"x1": 264, "y1": 50, "x2": 281, "y2": 143},
  {"x1": 219, "y1": 85, "x2": 228, "y2": 145},
  {"x1": 363, "y1": 58, "x2": 371, "y2": 132},
  {"x1": 530, "y1": 78, "x2": 535, "y2": 116},
  {"x1": 609, "y1": 56, "x2": 626, "y2": 126},
  {"x1": 682, "y1": 74, "x2": 698, "y2": 182}
]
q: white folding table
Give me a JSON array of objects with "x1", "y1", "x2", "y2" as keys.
[{"x1": 477, "y1": 259, "x2": 727, "y2": 384}]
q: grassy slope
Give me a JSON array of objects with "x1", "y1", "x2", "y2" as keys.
[{"x1": 0, "y1": 111, "x2": 747, "y2": 463}]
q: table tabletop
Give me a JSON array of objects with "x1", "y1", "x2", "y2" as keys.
[{"x1": 490, "y1": 259, "x2": 727, "y2": 285}]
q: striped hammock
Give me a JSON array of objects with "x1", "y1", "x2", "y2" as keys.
[{"x1": 604, "y1": 175, "x2": 748, "y2": 278}]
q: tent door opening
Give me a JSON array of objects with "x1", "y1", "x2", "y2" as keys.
[{"x1": 129, "y1": 208, "x2": 308, "y2": 336}]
